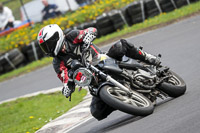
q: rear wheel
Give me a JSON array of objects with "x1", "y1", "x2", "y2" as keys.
[
  {"x1": 99, "y1": 85, "x2": 154, "y2": 116},
  {"x1": 159, "y1": 71, "x2": 186, "y2": 97}
]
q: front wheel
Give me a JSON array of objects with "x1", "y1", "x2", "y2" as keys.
[
  {"x1": 99, "y1": 85, "x2": 154, "y2": 116},
  {"x1": 159, "y1": 71, "x2": 186, "y2": 97}
]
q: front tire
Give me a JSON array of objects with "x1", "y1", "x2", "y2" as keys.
[
  {"x1": 159, "y1": 71, "x2": 186, "y2": 97},
  {"x1": 99, "y1": 85, "x2": 154, "y2": 116}
]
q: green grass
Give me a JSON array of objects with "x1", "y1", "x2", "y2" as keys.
[
  {"x1": 0, "y1": 1, "x2": 200, "y2": 82},
  {"x1": 0, "y1": 89, "x2": 87, "y2": 133}
]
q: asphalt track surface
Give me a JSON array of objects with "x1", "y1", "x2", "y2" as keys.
[
  {"x1": 0, "y1": 60, "x2": 60, "y2": 102},
  {"x1": 0, "y1": 14, "x2": 200, "y2": 133}
]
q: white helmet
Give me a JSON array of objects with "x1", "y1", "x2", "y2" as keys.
[{"x1": 37, "y1": 24, "x2": 64, "y2": 57}]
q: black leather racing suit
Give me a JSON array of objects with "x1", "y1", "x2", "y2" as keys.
[{"x1": 52, "y1": 28, "x2": 148, "y2": 120}]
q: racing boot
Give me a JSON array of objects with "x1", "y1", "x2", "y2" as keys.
[
  {"x1": 138, "y1": 49, "x2": 161, "y2": 66},
  {"x1": 144, "y1": 52, "x2": 160, "y2": 66},
  {"x1": 111, "y1": 39, "x2": 160, "y2": 66}
]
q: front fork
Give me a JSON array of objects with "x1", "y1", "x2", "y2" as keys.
[{"x1": 89, "y1": 64, "x2": 131, "y2": 94}]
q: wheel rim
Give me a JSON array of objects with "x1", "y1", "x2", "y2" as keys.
[
  {"x1": 168, "y1": 75, "x2": 181, "y2": 86},
  {"x1": 107, "y1": 87, "x2": 150, "y2": 108}
]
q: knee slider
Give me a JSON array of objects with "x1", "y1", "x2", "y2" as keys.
[
  {"x1": 120, "y1": 39, "x2": 135, "y2": 48},
  {"x1": 114, "y1": 40, "x2": 123, "y2": 48}
]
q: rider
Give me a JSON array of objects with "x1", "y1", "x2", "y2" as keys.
[{"x1": 37, "y1": 24, "x2": 159, "y2": 120}]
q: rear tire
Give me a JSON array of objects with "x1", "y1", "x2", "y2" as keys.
[
  {"x1": 99, "y1": 85, "x2": 154, "y2": 116},
  {"x1": 159, "y1": 71, "x2": 186, "y2": 97}
]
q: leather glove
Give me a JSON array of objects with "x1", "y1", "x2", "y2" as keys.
[
  {"x1": 83, "y1": 30, "x2": 97, "y2": 46},
  {"x1": 62, "y1": 85, "x2": 71, "y2": 98},
  {"x1": 62, "y1": 81, "x2": 75, "y2": 98}
]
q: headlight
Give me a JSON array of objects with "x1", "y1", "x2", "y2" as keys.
[{"x1": 73, "y1": 68, "x2": 93, "y2": 87}]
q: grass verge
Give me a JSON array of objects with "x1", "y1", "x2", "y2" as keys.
[
  {"x1": 0, "y1": 57, "x2": 52, "y2": 82},
  {"x1": 0, "y1": 1, "x2": 200, "y2": 82},
  {"x1": 0, "y1": 89, "x2": 87, "y2": 133}
]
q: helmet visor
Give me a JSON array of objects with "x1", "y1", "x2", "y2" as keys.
[{"x1": 40, "y1": 32, "x2": 59, "y2": 56}]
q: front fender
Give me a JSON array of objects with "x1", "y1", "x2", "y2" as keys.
[{"x1": 97, "y1": 82, "x2": 115, "y2": 96}]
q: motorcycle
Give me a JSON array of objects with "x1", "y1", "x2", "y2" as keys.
[{"x1": 70, "y1": 43, "x2": 186, "y2": 116}]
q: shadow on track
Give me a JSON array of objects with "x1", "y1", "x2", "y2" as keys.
[
  {"x1": 85, "y1": 98, "x2": 173, "y2": 133},
  {"x1": 100, "y1": 115, "x2": 143, "y2": 133}
]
